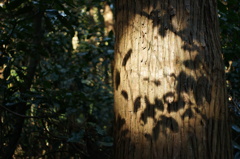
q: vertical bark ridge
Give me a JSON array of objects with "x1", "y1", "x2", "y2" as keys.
[{"x1": 114, "y1": 0, "x2": 232, "y2": 158}]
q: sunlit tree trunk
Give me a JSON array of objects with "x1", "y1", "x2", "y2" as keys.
[{"x1": 113, "y1": 0, "x2": 232, "y2": 159}]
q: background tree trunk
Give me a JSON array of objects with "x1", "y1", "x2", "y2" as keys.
[{"x1": 114, "y1": 0, "x2": 232, "y2": 159}]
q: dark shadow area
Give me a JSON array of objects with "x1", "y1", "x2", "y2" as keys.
[
  {"x1": 183, "y1": 55, "x2": 202, "y2": 70},
  {"x1": 116, "y1": 115, "x2": 126, "y2": 131},
  {"x1": 163, "y1": 91, "x2": 175, "y2": 104},
  {"x1": 114, "y1": 114, "x2": 136, "y2": 158},
  {"x1": 143, "y1": 78, "x2": 161, "y2": 86},
  {"x1": 118, "y1": 58, "x2": 211, "y2": 143},
  {"x1": 177, "y1": 71, "x2": 212, "y2": 106},
  {"x1": 122, "y1": 49, "x2": 132, "y2": 66},
  {"x1": 176, "y1": 72, "x2": 196, "y2": 94},
  {"x1": 181, "y1": 108, "x2": 194, "y2": 119},
  {"x1": 140, "y1": 7, "x2": 207, "y2": 53},
  {"x1": 133, "y1": 96, "x2": 141, "y2": 113},
  {"x1": 153, "y1": 115, "x2": 179, "y2": 140},
  {"x1": 193, "y1": 107, "x2": 208, "y2": 122},
  {"x1": 152, "y1": 79, "x2": 161, "y2": 86},
  {"x1": 121, "y1": 90, "x2": 128, "y2": 100},
  {"x1": 195, "y1": 76, "x2": 212, "y2": 105},
  {"x1": 116, "y1": 54, "x2": 212, "y2": 144},
  {"x1": 140, "y1": 96, "x2": 164, "y2": 124},
  {"x1": 115, "y1": 70, "x2": 121, "y2": 90}
]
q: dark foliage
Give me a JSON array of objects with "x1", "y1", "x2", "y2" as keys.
[
  {"x1": 218, "y1": 0, "x2": 240, "y2": 158},
  {"x1": 0, "y1": 0, "x2": 114, "y2": 158}
]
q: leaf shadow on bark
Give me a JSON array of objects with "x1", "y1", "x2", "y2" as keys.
[
  {"x1": 115, "y1": 69, "x2": 121, "y2": 90},
  {"x1": 152, "y1": 115, "x2": 179, "y2": 140},
  {"x1": 117, "y1": 57, "x2": 212, "y2": 141},
  {"x1": 117, "y1": 0, "x2": 213, "y2": 56},
  {"x1": 122, "y1": 49, "x2": 132, "y2": 66},
  {"x1": 117, "y1": 45, "x2": 212, "y2": 141},
  {"x1": 114, "y1": 1, "x2": 231, "y2": 157},
  {"x1": 140, "y1": 96, "x2": 164, "y2": 124}
]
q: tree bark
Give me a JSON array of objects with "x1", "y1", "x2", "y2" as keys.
[{"x1": 114, "y1": 0, "x2": 232, "y2": 159}]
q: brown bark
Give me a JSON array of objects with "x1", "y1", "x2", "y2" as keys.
[{"x1": 114, "y1": 0, "x2": 232, "y2": 159}]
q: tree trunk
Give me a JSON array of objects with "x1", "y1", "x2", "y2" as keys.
[{"x1": 113, "y1": 0, "x2": 232, "y2": 159}]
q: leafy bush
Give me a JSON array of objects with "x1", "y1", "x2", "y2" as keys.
[{"x1": 0, "y1": 0, "x2": 114, "y2": 158}]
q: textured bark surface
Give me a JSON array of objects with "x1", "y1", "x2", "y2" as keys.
[{"x1": 114, "y1": 0, "x2": 232, "y2": 159}]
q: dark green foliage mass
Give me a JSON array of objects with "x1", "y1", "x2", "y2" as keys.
[
  {"x1": 218, "y1": 0, "x2": 240, "y2": 158},
  {"x1": 0, "y1": 0, "x2": 239, "y2": 158},
  {"x1": 0, "y1": 0, "x2": 114, "y2": 158}
]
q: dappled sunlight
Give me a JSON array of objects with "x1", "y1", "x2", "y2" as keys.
[{"x1": 114, "y1": 0, "x2": 231, "y2": 158}]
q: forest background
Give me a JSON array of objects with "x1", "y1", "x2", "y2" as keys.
[{"x1": 0, "y1": 0, "x2": 239, "y2": 158}]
